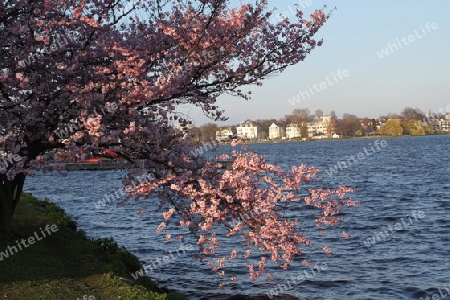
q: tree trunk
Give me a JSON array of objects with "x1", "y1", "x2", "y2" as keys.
[{"x1": 0, "y1": 173, "x2": 26, "y2": 238}]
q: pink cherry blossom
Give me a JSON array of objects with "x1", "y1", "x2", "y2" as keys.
[{"x1": 0, "y1": 0, "x2": 355, "y2": 282}]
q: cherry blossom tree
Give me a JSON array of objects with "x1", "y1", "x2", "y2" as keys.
[{"x1": 1, "y1": 0, "x2": 358, "y2": 280}]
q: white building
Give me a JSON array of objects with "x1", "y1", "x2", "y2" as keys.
[
  {"x1": 286, "y1": 123, "x2": 301, "y2": 139},
  {"x1": 438, "y1": 114, "x2": 450, "y2": 132},
  {"x1": 306, "y1": 115, "x2": 333, "y2": 137},
  {"x1": 269, "y1": 123, "x2": 285, "y2": 140},
  {"x1": 215, "y1": 128, "x2": 234, "y2": 141},
  {"x1": 236, "y1": 120, "x2": 258, "y2": 139}
]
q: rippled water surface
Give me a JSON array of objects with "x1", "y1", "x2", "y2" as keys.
[{"x1": 25, "y1": 135, "x2": 450, "y2": 299}]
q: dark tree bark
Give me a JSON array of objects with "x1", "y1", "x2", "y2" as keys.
[{"x1": 0, "y1": 173, "x2": 26, "y2": 238}]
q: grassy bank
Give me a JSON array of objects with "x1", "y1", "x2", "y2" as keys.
[{"x1": 0, "y1": 193, "x2": 186, "y2": 300}]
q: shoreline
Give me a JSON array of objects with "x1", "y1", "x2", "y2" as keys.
[
  {"x1": 218, "y1": 133, "x2": 449, "y2": 146},
  {"x1": 0, "y1": 193, "x2": 186, "y2": 300}
]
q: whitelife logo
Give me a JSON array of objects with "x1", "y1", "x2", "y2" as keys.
[
  {"x1": 0, "y1": 153, "x2": 22, "y2": 172},
  {"x1": 0, "y1": 224, "x2": 58, "y2": 261},
  {"x1": 265, "y1": 263, "x2": 328, "y2": 299},
  {"x1": 363, "y1": 210, "x2": 425, "y2": 247},
  {"x1": 18, "y1": 32, "x2": 81, "y2": 68},
  {"x1": 326, "y1": 140, "x2": 388, "y2": 177},
  {"x1": 288, "y1": 69, "x2": 350, "y2": 106},
  {"x1": 53, "y1": 102, "x2": 118, "y2": 140},
  {"x1": 376, "y1": 22, "x2": 439, "y2": 58}
]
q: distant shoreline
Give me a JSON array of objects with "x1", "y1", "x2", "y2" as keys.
[{"x1": 218, "y1": 133, "x2": 449, "y2": 146}]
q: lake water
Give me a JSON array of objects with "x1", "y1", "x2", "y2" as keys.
[{"x1": 24, "y1": 135, "x2": 450, "y2": 299}]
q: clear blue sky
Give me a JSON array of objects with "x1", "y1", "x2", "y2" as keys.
[{"x1": 181, "y1": 0, "x2": 450, "y2": 126}]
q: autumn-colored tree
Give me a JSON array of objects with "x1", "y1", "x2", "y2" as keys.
[
  {"x1": 401, "y1": 120, "x2": 425, "y2": 136},
  {"x1": 379, "y1": 120, "x2": 403, "y2": 137},
  {"x1": 379, "y1": 113, "x2": 402, "y2": 120},
  {"x1": 196, "y1": 123, "x2": 219, "y2": 142},
  {"x1": 423, "y1": 123, "x2": 436, "y2": 135},
  {"x1": 258, "y1": 130, "x2": 268, "y2": 140},
  {"x1": 287, "y1": 109, "x2": 310, "y2": 124},
  {"x1": 337, "y1": 114, "x2": 362, "y2": 137},
  {"x1": 325, "y1": 117, "x2": 336, "y2": 137},
  {"x1": 360, "y1": 118, "x2": 377, "y2": 135},
  {"x1": 1, "y1": 0, "x2": 357, "y2": 280},
  {"x1": 400, "y1": 107, "x2": 426, "y2": 121}
]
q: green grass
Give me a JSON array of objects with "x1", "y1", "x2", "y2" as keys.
[{"x1": 0, "y1": 193, "x2": 187, "y2": 300}]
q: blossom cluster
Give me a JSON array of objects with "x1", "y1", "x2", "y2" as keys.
[{"x1": 131, "y1": 146, "x2": 357, "y2": 281}]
